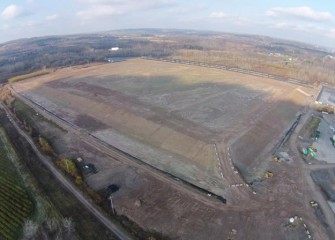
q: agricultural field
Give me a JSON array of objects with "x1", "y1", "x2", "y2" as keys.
[
  {"x1": 0, "y1": 128, "x2": 34, "y2": 240},
  {"x1": 11, "y1": 58, "x2": 314, "y2": 195}
]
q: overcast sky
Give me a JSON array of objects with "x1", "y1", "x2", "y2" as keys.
[{"x1": 1, "y1": 0, "x2": 335, "y2": 48}]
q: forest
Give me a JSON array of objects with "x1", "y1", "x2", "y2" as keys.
[{"x1": 0, "y1": 29, "x2": 334, "y2": 85}]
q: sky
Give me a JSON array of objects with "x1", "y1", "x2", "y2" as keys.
[{"x1": 1, "y1": 0, "x2": 335, "y2": 48}]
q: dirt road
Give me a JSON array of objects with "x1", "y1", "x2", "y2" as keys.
[
  {"x1": 0, "y1": 102, "x2": 133, "y2": 240},
  {"x1": 216, "y1": 142, "x2": 260, "y2": 204},
  {"x1": 288, "y1": 109, "x2": 335, "y2": 238}
]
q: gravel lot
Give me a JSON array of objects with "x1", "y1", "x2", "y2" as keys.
[{"x1": 313, "y1": 118, "x2": 335, "y2": 163}]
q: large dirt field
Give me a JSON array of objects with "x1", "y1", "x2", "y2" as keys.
[
  {"x1": 11, "y1": 58, "x2": 313, "y2": 193},
  {"x1": 9, "y1": 59, "x2": 335, "y2": 239}
]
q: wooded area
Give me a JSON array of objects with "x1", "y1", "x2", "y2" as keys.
[{"x1": 0, "y1": 29, "x2": 334, "y2": 84}]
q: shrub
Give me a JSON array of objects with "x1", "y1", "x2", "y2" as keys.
[
  {"x1": 8, "y1": 70, "x2": 50, "y2": 83},
  {"x1": 38, "y1": 136, "x2": 54, "y2": 155}
]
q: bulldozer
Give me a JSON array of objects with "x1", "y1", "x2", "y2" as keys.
[
  {"x1": 264, "y1": 171, "x2": 273, "y2": 179},
  {"x1": 309, "y1": 146, "x2": 317, "y2": 152},
  {"x1": 310, "y1": 200, "x2": 318, "y2": 208}
]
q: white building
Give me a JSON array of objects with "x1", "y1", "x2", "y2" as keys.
[{"x1": 109, "y1": 47, "x2": 119, "y2": 51}]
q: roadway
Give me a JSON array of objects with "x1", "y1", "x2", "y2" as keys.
[{"x1": 0, "y1": 102, "x2": 133, "y2": 240}]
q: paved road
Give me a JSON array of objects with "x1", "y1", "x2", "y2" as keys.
[{"x1": 0, "y1": 102, "x2": 133, "y2": 240}]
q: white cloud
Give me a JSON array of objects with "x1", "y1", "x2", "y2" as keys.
[
  {"x1": 46, "y1": 14, "x2": 58, "y2": 21},
  {"x1": 78, "y1": 0, "x2": 122, "y2": 3},
  {"x1": 271, "y1": 22, "x2": 310, "y2": 31},
  {"x1": 76, "y1": 0, "x2": 176, "y2": 20},
  {"x1": 327, "y1": 29, "x2": 335, "y2": 39},
  {"x1": 78, "y1": 0, "x2": 174, "y2": 4},
  {"x1": 26, "y1": 0, "x2": 34, "y2": 3},
  {"x1": 195, "y1": 3, "x2": 207, "y2": 10},
  {"x1": 1, "y1": 5, "x2": 23, "y2": 20},
  {"x1": 266, "y1": 6, "x2": 333, "y2": 21},
  {"x1": 209, "y1": 12, "x2": 225, "y2": 19},
  {"x1": 77, "y1": 5, "x2": 121, "y2": 20},
  {"x1": 25, "y1": 20, "x2": 38, "y2": 27},
  {"x1": 1, "y1": 24, "x2": 10, "y2": 30}
]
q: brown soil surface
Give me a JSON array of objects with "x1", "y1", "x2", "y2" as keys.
[
  {"x1": 11, "y1": 59, "x2": 313, "y2": 189},
  {"x1": 8, "y1": 59, "x2": 333, "y2": 239}
]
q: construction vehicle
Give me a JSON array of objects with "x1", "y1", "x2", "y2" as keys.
[
  {"x1": 331, "y1": 135, "x2": 335, "y2": 146},
  {"x1": 316, "y1": 130, "x2": 321, "y2": 140},
  {"x1": 310, "y1": 200, "x2": 318, "y2": 208},
  {"x1": 302, "y1": 147, "x2": 318, "y2": 159},
  {"x1": 309, "y1": 146, "x2": 317, "y2": 152},
  {"x1": 264, "y1": 171, "x2": 273, "y2": 179}
]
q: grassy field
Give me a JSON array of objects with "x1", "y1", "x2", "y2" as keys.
[
  {"x1": 171, "y1": 48, "x2": 335, "y2": 84},
  {"x1": 308, "y1": 116, "x2": 321, "y2": 138},
  {"x1": 8, "y1": 70, "x2": 50, "y2": 84},
  {"x1": 0, "y1": 128, "x2": 34, "y2": 240},
  {"x1": 303, "y1": 116, "x2": 321, "y2": 139}
]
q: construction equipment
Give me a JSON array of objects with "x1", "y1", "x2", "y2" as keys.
[
  {"x1": 316, "y1": 130, "x2": 321, "y2": 140},
  {"x1": 302, "y1": 147, "x2": 318, "y2": 159},
  {"x1": 331, "y1": 135, "x2": 335, "y2": 146},
  {"x1": 310, "y1": 200, "x2": 318, "y2": 208},
  {"x1": 309, "y1": 146, "x2": 317, "y2": 152},
  {"x1": 264, "y1": 171, "x2": 273, "y2": 179}
]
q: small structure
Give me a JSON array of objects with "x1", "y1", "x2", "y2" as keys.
[
  {"x1": 82, "y1": 163, "x2": 97, "y2": 174},
  {"x1": 134, "y1": 199, "x2": 142, "y2": 207},
  {"x1": 109, "y1": 47, "x2": 119, "y2": 51}
]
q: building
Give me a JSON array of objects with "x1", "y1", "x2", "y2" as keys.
[{"x1": 109, "y1": 47, "x2": 119, "y2": 51}]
